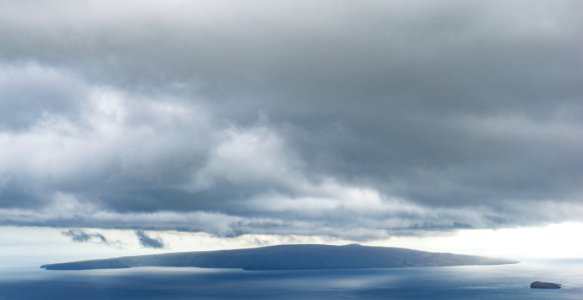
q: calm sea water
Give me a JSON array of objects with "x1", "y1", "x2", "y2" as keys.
[{"x1": 1, "y1": 261, "x2": 582, "y2": 299}]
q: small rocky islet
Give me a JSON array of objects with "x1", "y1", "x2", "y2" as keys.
[{"x1": 530, "y1": 281, "x2": 562, "y2": 289}]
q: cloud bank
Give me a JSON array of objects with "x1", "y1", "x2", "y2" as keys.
[{"x1": 0, "y1": 0, "x2": 582, "y2": 240}]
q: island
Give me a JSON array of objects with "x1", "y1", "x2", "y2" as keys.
[
  {"x1": 530, "y1": 281, "x2": 562, "y2": 289},
  {"x1": 41, "y1": 244, "x2": 518, "y2": 271}
]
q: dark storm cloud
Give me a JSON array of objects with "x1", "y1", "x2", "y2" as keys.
[
  {"x1": 135, "y1": 230, "x2": 165, "y2": 249},
  {"x1": 0, "y1": 0, "x2": 582, "y2": 239}
]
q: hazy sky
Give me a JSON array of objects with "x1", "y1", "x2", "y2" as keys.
[{"x1": 1, "y1": 0, "x2": 582, "y2": 261}]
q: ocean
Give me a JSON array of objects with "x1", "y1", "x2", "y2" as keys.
[{"x1": 1, "y1": 260, "x2": 582, "y2": 299}]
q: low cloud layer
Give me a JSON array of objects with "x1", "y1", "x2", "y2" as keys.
[
  {"x1": 62, "y1": 229, "x2": 112, "y2": 245},
  {"x1": 0, "y1": 0, "x2": 582, "y2": 240},
  {"x1": 136, "y1": 231, "x2": 165, "y2": 249}
]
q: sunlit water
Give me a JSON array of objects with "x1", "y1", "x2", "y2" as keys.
[{"x1": 1, "y1": 261, "x2": 582, "y2": 299}]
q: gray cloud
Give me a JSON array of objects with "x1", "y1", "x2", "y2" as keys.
[
  {"x1": 0, "y1": 0, "x2": 582, "y2": 239},
  {"x1": 62, "y1": 229, "x2": 110, "y2": 245},
  {"x1": 0, "y1": 65, "x2": 86, "y2": 131},
  {"x1": 135, "y1": 230, "x2": 165, "y2": 249}
]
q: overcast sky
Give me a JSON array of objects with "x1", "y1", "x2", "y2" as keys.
[{"x1": 0, "y1": 0, "x2": 582, "y2": 250}]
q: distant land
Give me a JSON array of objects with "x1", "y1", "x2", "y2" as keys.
[{"x1": 41, "y1": 244, "x2": 518, "y2": 271}]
